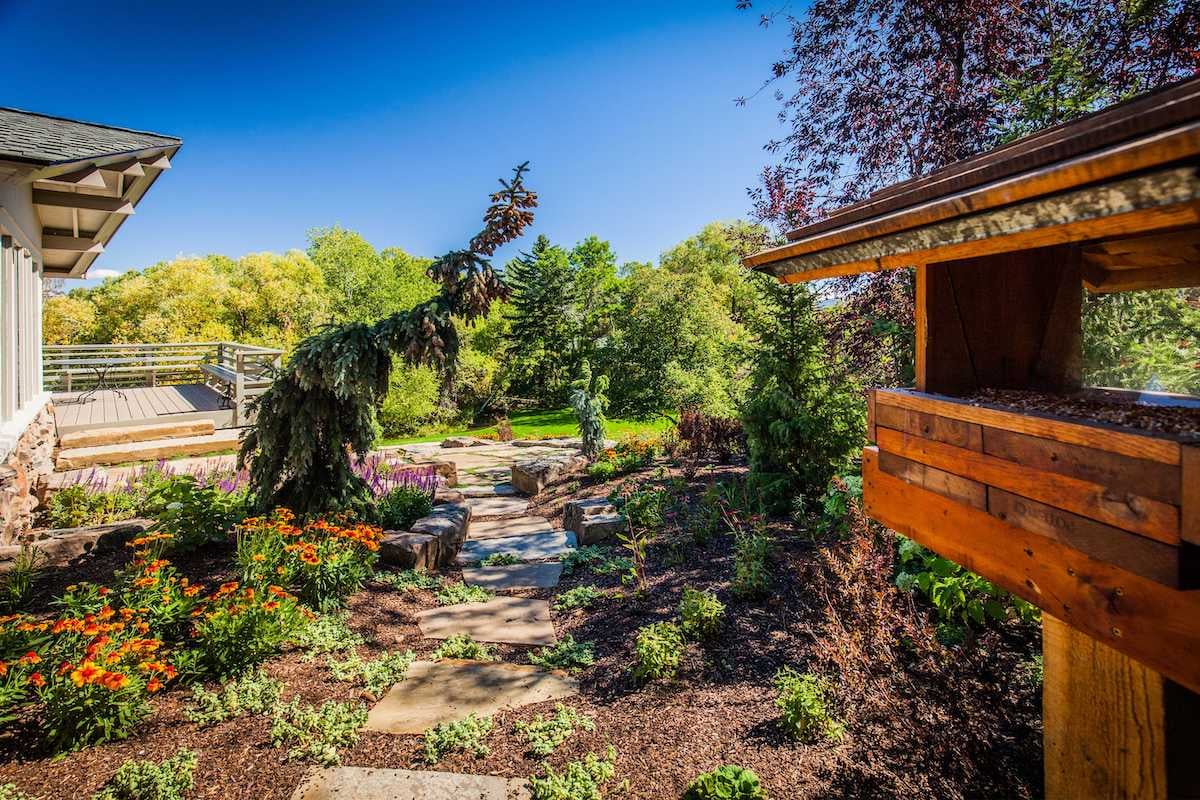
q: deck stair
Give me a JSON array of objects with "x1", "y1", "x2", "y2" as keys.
[
  {"x1": 58, "y1": 419, "x2": 215, "y2": 450},
  {"x1": 55, "y1": 426, "x2": 242, "y2": 471}
]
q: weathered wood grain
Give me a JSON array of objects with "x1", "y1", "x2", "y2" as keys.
[
  {"x1": 879, "y1": 451, "x2": 987, "y2": 509},
  {"x1": 876, "y1": 403, "x2": 982, "y2": 450}
]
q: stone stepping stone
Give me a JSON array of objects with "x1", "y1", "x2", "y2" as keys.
[
  {"x1": 462, "y1": 562, "x2": 563, "y2": 590},
  {"x1": 416, "y1": 596, "x2": 557, "y2": 645},
  {"x1": 458, "y1": 531, "x2": 576, "y2": 565},
  {"x1": 470, "y1": 515, "x2": 556, "y2": 540},
  {"x1": 291, "y1": 765, "x2": 529, "y2": 800},
  {"x1": 364, "y1": 659, "x2": 578, "y2": 734},
  {"x1": 466, "y1": 495, "x2": 530, "y2": 518},
  {"x1": 461, "y1": 482, "x2": 517, "y2": 498}
]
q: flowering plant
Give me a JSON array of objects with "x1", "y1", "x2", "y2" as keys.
[
  {"x1": 236, "y1": 509, "x2": 382, "y2": 610},
  {"x1": 190, "y1": 582, "x2": 308, "y2": 678}
]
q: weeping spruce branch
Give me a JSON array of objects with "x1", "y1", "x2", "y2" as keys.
[{"x1": 240, "y1": 164, "x2": 537, "y2": 515}]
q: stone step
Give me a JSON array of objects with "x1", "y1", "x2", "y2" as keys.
[
  {"x1": 465, "y1": 495, "x2": 529, "y2": 518},
  {"x1": 458, "y1": 531, "x2": 576, "y2": 565},
  {"x1": 364, "y1": 659, "x2": 577, "y2": 735},
  {"x1": 461, "y1": 562, "x2": 563, "y2": 591},
  {"x1": 470, "y1": 515, "x2": 556, "y2": 541},
  {"x1": 57, "y1": 419, "x2": 216, "y2": 450},
  {"x1": 416, "y1": 596, "x2": 557, "y2": 646},
  {"x1": 460, "y1": 482, "x2": 517, "y2": 498},
  {"x1": 54, "y1": 428, "x2": 243, "y2": 471},
  {"x1": 291, "y1": 765, "x2": 530, "y2": 800}
]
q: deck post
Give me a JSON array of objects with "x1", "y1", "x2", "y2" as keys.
[{"x1": 234, "y1": 350, "x2": 245, "y2": 427}]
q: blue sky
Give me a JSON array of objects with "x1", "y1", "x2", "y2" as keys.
[{"x1": 2, "y1": 1, "x2": 790, "y2": 284}]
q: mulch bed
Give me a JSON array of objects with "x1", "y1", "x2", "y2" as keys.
[
  {"x1": 963, "y1": 387, "x2": 1200, "y2": 440},
  {"x1": 0, "y1": 466, "x2": 1042, "y2": 799}
]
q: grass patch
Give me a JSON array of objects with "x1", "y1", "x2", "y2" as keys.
[{"x1": 377, "y1": 408, "x2": 671, "y2": 447}]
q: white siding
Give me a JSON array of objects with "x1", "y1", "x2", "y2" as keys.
[{"x1": 0, "y1": 233, "x2": 48, "y2": 459}]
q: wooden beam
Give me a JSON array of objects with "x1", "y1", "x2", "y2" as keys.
[
  {"x1": 100, "y1": 158, "x2": 145, "y2": 177},
  {"x1": 862, "y1": 447, "x2": 1200, "y2": 694},
  {"x1": 1184, "y1": 446, "x2": 1199, "y2": 547},
  {"x1": 42, "y1": 166, "x2": 106, "y2": 189},
  {"x1": 1083, "y1": 262, "x2": 1200, "y2": 293},
  {"x1": 42, "y1": 234, "x2": 103, "y2": 254},
  {"x1": 32, "y1": 189, "x2": 134, "y2": 215},
  {"x1": 139, "y1": 154, "x2": 171, "y2": 170}
]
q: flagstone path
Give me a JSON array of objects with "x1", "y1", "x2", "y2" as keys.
[
  {"x1": 469, "y1": 516, "x2": 556, "y2": 540},
  {"x1": 458, "y1": 531, "x2": 577, "y2": 565},
  {"x1": 290, "y1": 765, "x2": 531, "y2": 800},
  {"x1": 415, "y1": 596, "x2": 557, "y2": 645},
  {"x1": 460, "y1": 562, "x2": 563, "y2": 590},
  {"x1": 465, "y1": 495, "x2": 530, "y2": 518}
]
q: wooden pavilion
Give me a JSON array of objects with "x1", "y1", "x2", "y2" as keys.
[{"x1": 746, "y1": 77, "x2": 1200, "y2": 799}]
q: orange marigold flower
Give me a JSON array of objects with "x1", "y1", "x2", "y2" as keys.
[
  {"x1": 146, "y1": 677, "x2": 163, "y2": 693},
  {"x1": 262, "y1": 601, "x2": 280, "y2": 613},
  {"x1": 252, "y1": 553, "x2": 266, "y2": 562},
  {"x1": 18, "y1": 651, "x2": 40, "y2": 665},
  {"x1": 71, "y1": 662, "x2": 105, "y2": 686},
  {"x1": 29, "y1": 672, "x2": 45, "y2": 687}
]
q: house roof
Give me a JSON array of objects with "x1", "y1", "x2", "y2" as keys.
[
  {"x1": 745, "y1": 76, "x2": 1200, "y2": 293},
  {"x1": 0, "y1": 107, "x2": 181, "y2": 166}
]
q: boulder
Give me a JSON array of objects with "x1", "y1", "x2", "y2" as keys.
[
  {"x1": 411, "y1": 459, "x2": 457, "y2": 488},
  {"x1": 409, "y1": 502, "x2": 472, "y2": 565},
  {"x1": 380, "y1": 532, "x2": 440, "y2": 571},
  {"x1": 0, "y1": 519, "x2": 152, "y2": 573},
  {"x1": 563, "y1": 498, "x2": 616, "y2": 533},
  {"x1": 441, "y1": 436, "x2": 485, "y2": 448},
  {"x1": 577, "y1": 513, "x2": 626, "y2": 545},
  {"x1": 510, "y1": 454, "x2": 587, "y2": 496}
]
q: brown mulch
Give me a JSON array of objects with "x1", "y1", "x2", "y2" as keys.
[
  {"x1": 963, "y1": 387, "x2": 1200, "y2": 439},
  {"x1": 0, "y1": 466, "x2": 1042, "y2": 799}
]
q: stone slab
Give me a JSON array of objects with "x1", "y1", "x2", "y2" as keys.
[
  {"x1": 469, "y1": 515, "x2": 555, "y2": 540},
  {"x1": 578, "y1": 514, "x2": 626, "y2": 545},
  {"x1": 410, "y1": 502, "x2": 471, "y2": 565},
  {"x1": 563, "y1": 498, "x2": 617, "y2": 533},
  {"x1": 364, "y1": 659, "x2": 577, "y2": 734},
  {"x1": 441, "y1": 436, "x2": 487, "y2": 448},
  {"x1": 54, "y1": 428, "x2": 243, "y2": 471},
  {"x1": 510, "y1": 454, "x2": 587, "y2": 496},
  {"x1": 380, "y1": 531, "x2": 439, "y2": 571},
  {"x1": 461, "y1": 482, "x2": 517, "y2": 498},
  {"x1": 290, "y1": 765, "x2": 528, "y2": 800},
  {"x1": 458, "y1": 531, "x2": 577, "y2": 565},
  {"x1": 462, "y1": 562, "x2": 563, "y2": 590},
  {"x1": 466, "y1": 495, "x2": 529, "y2": 518},
  {"x1": 416, "y1": 596, "x2": 557, "y2": 645}
]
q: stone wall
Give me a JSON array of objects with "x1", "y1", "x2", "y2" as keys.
[{"x1": 0, "y1": 404, "x2": 56, "y2": 545}]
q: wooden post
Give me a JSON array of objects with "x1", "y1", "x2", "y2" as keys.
[
  {"x1": 1044, "y1": 615, "x2": 1200, "y2": 800},
  {"x1": 234, "y1": 350, "x2": 245, "y2": 427}
]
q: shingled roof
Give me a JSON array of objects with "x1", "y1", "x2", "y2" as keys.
[{"x1": 0, "y1": 107, "x2": 180, "y2": 166}]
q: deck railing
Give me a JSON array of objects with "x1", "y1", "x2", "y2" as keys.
[{"x1": 43, "y1": 341, "x2": 283, "y2": 426}]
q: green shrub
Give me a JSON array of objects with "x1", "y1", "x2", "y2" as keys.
[
  {"x1": 515, "y1": 703, "x2": 596, "y2": 757},
  {"x1": 586, "y1": 459, "x2": 616, "y2": 480},
  {"x1": 683, "y1": 765, "x2": 767, "y2": 800},
  {"x1": 291, "y1": 611, "x2": 365, "y2": 661},
  {"x1": 142, "y1": 475, "x2": 250, "y2": 552},
  {"x1": 375, "y1": 484, "x2": 433, "y2": 531},
  {"x1": 47, "y1": 484, "x2": 140, "y2": 529},
  {"x1": 431, "y1": 634, "x2": 495, "y2": 661},
  {"x1": 553, "y1": 585, "x2": 607, "y2": 612},
  {"x1": 773, "y1": 669, "x2": 843, "y2": 743},
  {"x1": 374, "y1": 568, "x2": 443, "y2": 592},
  {"x1": 529, "y1": 634, "x2": 595, "y2": 673},
  {"x1": 435, "y1": 581, "x2": 492, "y2": 606},
  {"x1": 423, "y1": 713, "x2": 494, "y2": 763},
  {"x1": 184, "y1": 669, "x2": 282, "y2": 726},
  {"x1": 570, "y1": 362, "x2": 609, "y2": 460},
  {"x1": 894, "y1": 537, "x2": 1038, "y2": 627},
  {"x1": 633, "y1": 621, "x2": 684, "y2": 681},
  {"x1": 270, "y1": 699, "x2": 367, "y2": 766},
  {"x1": 479, "y1": 552, "x2": 520, "y2": 566},
  {"x1": 90, "y1": 748, "x2": 197, "y2": 800},
  {"x1": 678, "y1": 588, "x2": 725, "y2": 640},
  {"x1": 0, "y1": 545, "x2": 47, "y2": 613},
  {"x1": 732, "y1": 528, "x2": 772, "y2": 598},
  {"x1": 377, "y1": 364, "x2": 440, "y2": 438},
  {"x1": 528, "y1": 746, "x2": 618, "y2": 800},
  {"x1": 328, "y1": 649, "x2": 415, "y2": 697},
  {"x1": 817, "y1": 475, "x2": 863, "y2": 536}
]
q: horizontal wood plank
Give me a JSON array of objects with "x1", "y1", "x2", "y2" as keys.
[
  {"x1": 988, "y1": 488, "x2": 1183, "y2": 587},
  {"x1": 879, "y1": 451, "x2": 986, "y2": 509},
  {"x1": 876, "y1": 427, "x2": 1180, "y2": 544},
  {"x1": 1184, "y1": 446, "x2": 1200, "y2": 548},
  {"x1": 862, "y1": 448, "x2": 1200, "y2": 696},
  {"x1": 877, "y1": 403, "x2": 983, "y2": 450},
  {"x1": 983, "y1": 427, "x2": 1181, "y2": 506},
  {"x1": 876, "y1": 389, "x2": 1181, "y2": 464}
]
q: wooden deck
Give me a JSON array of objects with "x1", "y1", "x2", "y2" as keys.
[{"x1": 52, "y1": 384, "x2": 237, "y2": 433}]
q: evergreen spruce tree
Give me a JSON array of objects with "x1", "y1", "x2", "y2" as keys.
[
  {"x1": 240, "y1": 164, "x2": 537, "y2": 516},
  {"x1": 568, "y1": 361, "x2": 609, "y2": 460},
  {"x1": 503, "y1": 235, "x2": 578, "y2": 404}
]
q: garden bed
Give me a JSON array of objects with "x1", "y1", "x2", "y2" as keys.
[{"x1": 0, "y1": 464, "x2": 1041, "y2": 800}]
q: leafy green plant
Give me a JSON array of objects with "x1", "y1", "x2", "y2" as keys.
[
  {"x1": 191, "y1": 583, "x2": 308, "y2": 679},
  {"x1": 817, "y1": 475, "x2": 863, "y2": 537},
  {"x1": 47, "y1": 484, "x2": 140, "y2": 529},
  {"x1": 559, "y1": 545, "x2": 630, "y2": 577},
  {"x1": 529, "y1": 634, "x2": 595, "y2": 673},
  {"x1": 515, "y1": 703, "x2": 596, "y2": 757},
  {"x1": 678, "y1": 588, "x2": 725, "y2": 640},
  {"x1": 683, "y1": 765, "x2": 767, "y2": 800},
  {"x1": 586, "y1": 459, "x2": 616, "y2": 480},
  {"x1": 374, "y1": 568, "x2": 443, "y2": 592},
  {"x1": 632, "y1": 621, "x2": 684, "y2": 681},
  {"x1": 184, "y1": 669, "x2": 282, "y2": 726},
  {"x1": 773, "y1": 668, "x2": 843, "y2": 743},
  {"x1": 731, "y1": 526, "x2": 772, "y2": 599},
  {"x1": 553, "y1": 585, "x2": 607, "y2": 612},
  {"x1": 291, "y1": 611, "x2": 365, "y2": 661},
  {"x1": 270, "y1": 699, "x2": 367, "y2": 766},
  {"x1": 142, "y1": 475, "x2": 250, "y2": 552},
  {"x1": 528, "y1": 745, "x2": 618, "y2": 800},
  {"x1": 0, "y1": 545, "x2": 47, "y2": 613},
  {"x1": 479, "y1": 552, "x2": 520, "y2": 566},
  {"x1": 435, "y1": 581, "x2": 492, "y2": 606},
  {"x1": 894, "y1": 537, "x2": 1038, "y2": 627},
  {"x1": 431, "y1": 633, "x2": 495, "y2": 661},
  {"x1": 90, "y1": 748, "x2": 197, "y2": 800},
  {"x1": 375, "y1": 484, "x2": 433, "y2": 531},
  {"x1": 328, "y1": 648, "x2": 415, "y2": 697},
  {"x1": 610, "y1": 486, "x2": 667, "y2": 595},
  {"x1": 423, "y1": 713, "x2": 494, "y2": 763}
]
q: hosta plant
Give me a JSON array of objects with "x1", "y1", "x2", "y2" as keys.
[{"x1": 683, "y1": 765, "x2": 767, "y2": 800}]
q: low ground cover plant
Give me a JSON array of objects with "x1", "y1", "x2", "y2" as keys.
[
  {"x1": 559, "y1": 545, "x2": 631, "y2": 577},
  {"x1": 327, "y1": 648, "x2": 415, "y2": 697},
  {"x1": 478, "y1": 552, "x2": 520, "y2": 566},
  {"x1": 529, "y1": 634, "x2": 595, "y2": 673},
  {"x1": 678, "y1": 588, "x2": 725, "y2": 640},
  {"x1": 292, "y1": 611, "x2": 365, "y2": 660},
  {"x1": 683, "y1": 765, "x2": 767, "y2": 800},
  {"x1": 185, "y1": 669, "x2": 282, "y2": 726},
  {"x1": 632, "y1": 621, "x2": 685, "y2": 682},
  {"x1": 773, "y1": 668, "x2": 843, "y2": 743},
  {"x1": 553, "y1": 585, "x2": 607, "y2": 612},
  {"x1": 373, "y1": 568, "x2": 443, "y2": 592},
  {"x1": 90, "y1": 748, "x2": 197, "y2": 800},
  {"x1": 731, "y1": 521, "x2": 772, "y2": 599},
  {"x1": 434, "y1": 581, "x2": 492, "y2": 606},
  {"x1": 374, "y1": 484, "x2": 433, "y2": 531},
  {"x1": 528, "y1": 745, "x2": 618, "y2": 800},
  {"x1": 270, "y1": 699, "x2": 367, "y2": 766},
  {"x1": 423, "y1": 713, "x2": 494, "y2": 763},
  {"x1": 0, "y1": 784, "x2": 35, "y2": 800},
  {"x1": 515, "y1": 703, "x2": 596, "y2": 757},
  {"x1": 431, "y1": 633, "x2": 495, "y2": 661}
]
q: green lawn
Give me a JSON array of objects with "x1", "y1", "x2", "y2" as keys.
[{"x1": 376, "y1": 408, "x2": 672, "y2": 447}]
